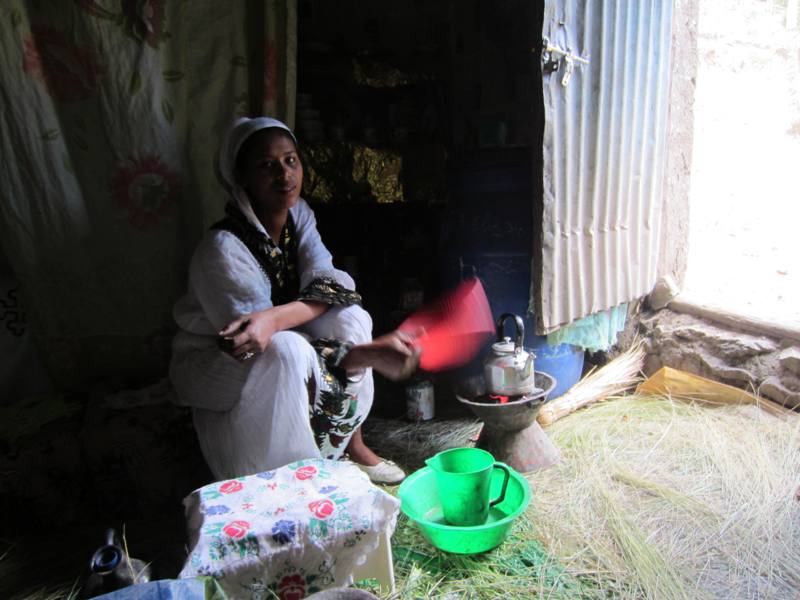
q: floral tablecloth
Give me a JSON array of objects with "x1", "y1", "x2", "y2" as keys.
[{"x1": 179, "y1": 458, "x2": 399, "y2": 600}]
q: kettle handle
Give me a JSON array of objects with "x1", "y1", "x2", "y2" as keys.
[{"x1": 496, "y1": 313, "x2": 525, "y2": 351}]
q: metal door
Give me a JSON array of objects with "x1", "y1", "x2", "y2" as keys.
[{"x1": 536, "y1": 0, "x2": 674, "y2": 332}]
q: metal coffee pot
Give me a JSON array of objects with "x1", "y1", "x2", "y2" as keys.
[
  {"x1": 483, "y1": 313, "x2": 536, "y2": 396},
  {"x1": 80, "y1": 528, "x2": 151, "y2": 598}
]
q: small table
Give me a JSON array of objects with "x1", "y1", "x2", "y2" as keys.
[{"x1": 179, "y1": 458, "x2": 399, "y2": 598}]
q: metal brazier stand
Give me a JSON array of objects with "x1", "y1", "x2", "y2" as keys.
[{"x1": 456, "y1": 372, "x2": 560, "y2": 473}]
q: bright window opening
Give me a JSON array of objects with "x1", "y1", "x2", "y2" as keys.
[{"x1": 685, "y1": 0, "x2": 800, "y2": 328}]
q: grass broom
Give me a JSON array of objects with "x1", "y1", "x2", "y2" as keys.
[{"x1": 537, "y1": 341, "x2": 645, "y2": 427}]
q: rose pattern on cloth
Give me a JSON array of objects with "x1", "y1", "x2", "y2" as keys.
[
  {"x1": 294, "y1": 466, "x2": 317, "y2": 481},
  {"x1": 277, "y1": 574, "x2": 306, "y2": 600},
  {"x1": 308, "y1": 499, "x2": 335, "y2": 520},
  {"x1": 110, "y1": 155, "x2": 182, "y2": 229},
  {"x1": 180, "y1": 458, "x2": 400, "y2": 599},
  {"x1": 223, "y1": 520, "x2": 251, "y2": 539},
  {"x1": 22, "y1": 26, "x2": 105, "y2": 102},
  {"x1": 219, "y1": 480, "x2": 244, "y2": 494}
]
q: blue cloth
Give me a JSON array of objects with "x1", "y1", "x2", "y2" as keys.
[
  {"x1": 546, "y1": 304, "x2": 628, "y2": 352},
  {"x1": 93, "y1": 578, "x2": 226, "y2": 600}
]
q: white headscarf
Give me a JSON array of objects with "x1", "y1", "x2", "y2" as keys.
[{"x1": 215, "y1": 116, "x2": 298, "y2": 236}]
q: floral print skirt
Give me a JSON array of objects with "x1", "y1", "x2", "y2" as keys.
[{"x1": 309, "y1": 339, "x2": 366, "y2": 460}]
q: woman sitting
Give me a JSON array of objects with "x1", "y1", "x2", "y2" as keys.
[{"x1": 169, "y1": 117, "x2": 418, "y2": 483}]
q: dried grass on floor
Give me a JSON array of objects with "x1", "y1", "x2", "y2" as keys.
[
  {"x1": 9, "y1": 395, "x2": 798, "y2": 599},
  {"x1": 361, "y1": 417, "x2": 483, "y2": 472},
  {"x1": 0, "y1": 544, "x2": 79, "y2": 600},
  {"x1": 384, "y1": 513, "x2": 601, "y2": 600},
  {"x1": 527, "y1": 395, "x2": 800, "y2": 600},
  {"x1": 380, "y1": 394, "x2": 800, "y2": 599}
]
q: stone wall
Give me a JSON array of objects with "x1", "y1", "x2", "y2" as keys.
[
  {"x1": 626, "y1": 308, "x2": 800, "y2": 409},
  {"x1": 632, "y1": 0, "x2": 800, "y2": 410}
]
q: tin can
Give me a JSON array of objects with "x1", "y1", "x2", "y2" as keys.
[{"x1": 406, "y1": 379, "x2": 435, "y2": 421}]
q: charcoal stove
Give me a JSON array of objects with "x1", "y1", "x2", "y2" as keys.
[{"x1": 456, "y1": 371, "x2": 559, "y2": 473}]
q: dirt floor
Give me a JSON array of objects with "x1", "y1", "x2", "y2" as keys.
[{"x1": 685, "y1": 0, "x2": 800, "y2": 328}]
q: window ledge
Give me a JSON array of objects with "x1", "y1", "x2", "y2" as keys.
[{"x1": 670, "y1": 294, "x2": 800, "y2": 344}]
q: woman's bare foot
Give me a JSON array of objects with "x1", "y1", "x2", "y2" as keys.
[{"x1": 340, "y1": 330, "x2": 421, "y2": 381}]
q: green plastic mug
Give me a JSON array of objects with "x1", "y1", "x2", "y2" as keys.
[{"x1": 425, "y1": 447, "x2": 511, "y2": 526}]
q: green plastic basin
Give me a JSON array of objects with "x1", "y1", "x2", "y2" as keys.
[{"x1": 397, "y1": 463, "x2": 531, "y2": 554}]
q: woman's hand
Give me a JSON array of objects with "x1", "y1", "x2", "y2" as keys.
[
  {"x1": 219, "y1": 308, "x2": 280, "y2": 361},
  {"x1": 341, "y1": 329, "x2": 422, "y2": 381},
  {"x1": 371, "y1": 330, "x2": 418, "y2": 356},
  {"x1": 218, "y1": 301, "x2": 328, "y2": 361}
]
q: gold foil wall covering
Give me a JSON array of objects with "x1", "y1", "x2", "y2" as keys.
[{"x1": 303, "y1": 142, "x2": 403, "y2": 204}]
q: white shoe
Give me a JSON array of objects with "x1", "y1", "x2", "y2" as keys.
[{"x1": 355, "y1": 459, "x2": 406, "y2": 484}]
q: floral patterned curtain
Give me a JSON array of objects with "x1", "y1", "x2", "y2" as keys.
[{"x1": 0, "y1": 1, "x2": 297, "y2": 389}]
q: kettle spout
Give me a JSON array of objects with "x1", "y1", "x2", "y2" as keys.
[{"x1": 515, "y1": 353, "x2": 535, "y2": 376}]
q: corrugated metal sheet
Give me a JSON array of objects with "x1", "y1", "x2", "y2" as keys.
[{"x1": 537, "y1": 0, "x2": 674, "y2": 332}]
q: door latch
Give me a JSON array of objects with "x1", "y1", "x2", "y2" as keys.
[{"x1": 539, "y1": 37, "x2": 590, "y2": 87}]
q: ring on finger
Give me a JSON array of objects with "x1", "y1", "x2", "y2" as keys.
[{"x1": 242, "y1": 351, "x2": 255, "y2": 361}]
